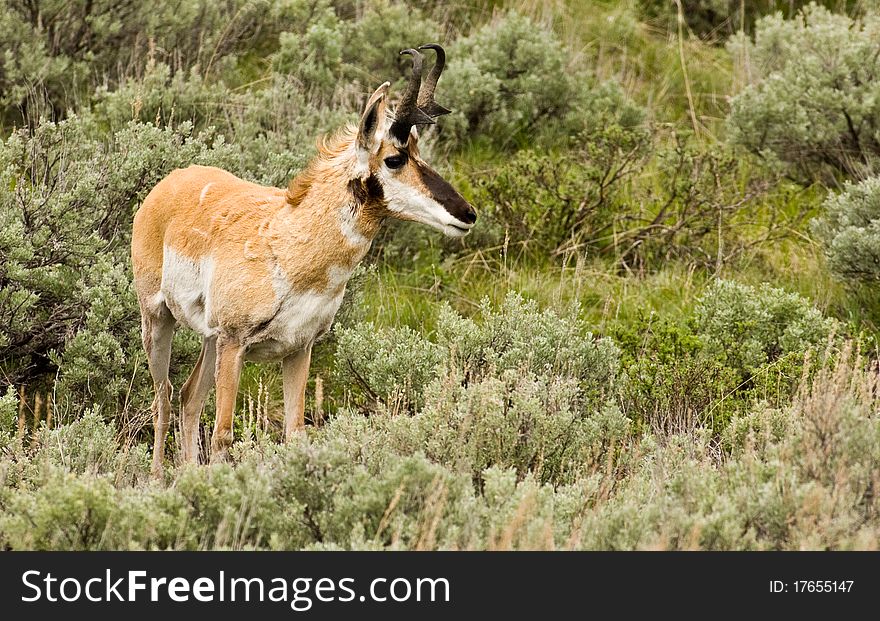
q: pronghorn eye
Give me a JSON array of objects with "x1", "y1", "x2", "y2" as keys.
[{"x1": 383, "y1": 154, "x2": 407, "y2": 170}]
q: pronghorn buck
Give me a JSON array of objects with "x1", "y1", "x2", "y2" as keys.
[{"x1": 132, "y1": 45, "x2": 476, "y2": 475}]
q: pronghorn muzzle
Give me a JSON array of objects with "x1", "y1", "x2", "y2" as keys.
[{"x1": 418, "y1": 164, "x2": 477, "y2": 230}]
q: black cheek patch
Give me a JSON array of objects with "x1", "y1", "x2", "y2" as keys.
[
  {"x1": 417, "y1": 165, "x2": 475, "y2": 224},
  {"x1": 348, "y1": 175, "x2": 385, "y2": 207},
  {"x1": 366, "y1": 174, "x2": 384, "y2": 202},
  {"x1": 348, "y1": 178, "x2": 368, "y2": 205}
]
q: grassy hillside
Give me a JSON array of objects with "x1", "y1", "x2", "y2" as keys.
[{"x1": 2, "y1": 0, "x2": 880, "y2": 549}]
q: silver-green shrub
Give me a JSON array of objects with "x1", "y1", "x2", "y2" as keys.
[
  {"x1": 0, "y1": 116, "x2": 235, "y2": 411},
  {"x1": 334, "y1": 323, "x2": 442, "y2": 411},
  {"x1": 333, "y1": 293, "x2": 624, "y2": 486},
  {"x1": 813, "y1": 176, "x2": 880, "y2": 282},
  {"x1": 727, "y1": 4, "x2": 880, "y2": 182},
  {"x1": 693, "y1": 279, "x2": 836, "y2": 375},
  {"x1": 441, "y1": 12, "x2": 645, "y2": 148},
  {"x1": 0, "y1": 386, "x2": 16, "y2": 452},
  {"x1": 2, "y1": 345, "x2": 878, "y2": 550},
  {"x1": 0, "y1": 0, "x2": 298, "y2": 125},
  {"x1": 437, "y1": 293, "x2": 620, "y2": 399},
  {"x1": 336, "y1": 292, "x2": 620, "y2": 412},
  {"x1": 272, "y1": 1, "x2": 439, "y2": 106},
  {"x1": 34, "y1": 411, "x2": 150, "y2": 485}
]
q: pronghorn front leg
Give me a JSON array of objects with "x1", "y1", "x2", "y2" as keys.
[
  {"x1": 210, "y1": 335, "x2": 245, "y2": 463},
  {"x1": 282, "y1": 342, "x2": 312, "y2": 440}
]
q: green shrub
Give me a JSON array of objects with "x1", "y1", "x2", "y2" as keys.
[
  {"x1": 0, "y1": 386, "x2": 17, "y2": 452},
  {"x1": 437, "y1": 293, "x2": 620, "y2": 400},
  {"x1": 1, "y1": 470, "x2": 126, "y2": 550},
  {"x1": 579, "y1": 345, "x2": 880, "y2": 550},
  {"x1": 0, "y1": 0, "x2": 297, "y2": 126},
  {"x1": 1, "y1": 345, "x2": 877, "y2": 550},
  {"x1": 334, "y1": 323, "x2": 442, "y2": 411},
  {"x1": 727, "y1": 5, "x2": 880, "y2": 182},
  {"x1": 467, "y1": 129, "x2": 648, "y2": 255},
  {"x1": 261, "y1": 439, "x2": 477, "y2": 549},
  {"x1": 334, "y1": 292, "x2": 623, "y2": 486},
  {"x1": 614, "y1": 282, "x2": 837, "y2": 434},
  {"x1": 619, "y1": 135, "x2": 799, "y2": 271},
  {"x1": 34, "y1": 411, "x2": 150, "y2": 485},
  {"x1": 331, "y1": 368, "x2": 629, "y2": 487},
  {"x1": 272, "y1": 2, "x2": 439, "y2": 106},
  {"x1": 613, "y1": 314, "x2": 741, "y2": 432}
]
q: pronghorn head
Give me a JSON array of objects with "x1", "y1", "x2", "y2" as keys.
[{"x1": 352, "y1": 44, "x2": 477, "y2": 237}]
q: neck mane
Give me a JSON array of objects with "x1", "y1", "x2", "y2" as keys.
[
  {"x1": 285, "y1": 125, "x2": 358, "y2": 207},
  {"x1": 283, "y1": 125, "x2": 385, "y2": 241}
]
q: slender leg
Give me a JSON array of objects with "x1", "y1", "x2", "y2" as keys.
[
  {"x1": 282, "y1": 343, "x2": 312, "y2": 441},
  {"x1": 142, "y1": 306, "x2": 176, "y2": 477},
  {"x1": 210, "y1": 335, "x2": 245, "y2": 463},
  {"x1": 179, "y1": 336, "x2": 217, "y2": 465}
]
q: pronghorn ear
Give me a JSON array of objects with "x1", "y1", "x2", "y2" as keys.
[{"x1": 357, "y1": 82, "x2": 390, "y2": 156}]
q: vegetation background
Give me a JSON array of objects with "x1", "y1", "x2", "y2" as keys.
[{"x1": 3, "y1": 0, "x2": 880, "y2": 549}]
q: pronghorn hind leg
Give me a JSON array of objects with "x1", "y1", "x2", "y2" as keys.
[
  {"x1": 142, "y1": 303, "x2": 176, "y2": 478},
  {"x1": 210, "y1": 335, "x2": 245, "y2": 464},
  {"x1": 282, "y1": 343, "x2": 313, "y2": 441},
  {"x1": 179, "y1": 335, "x2": 217, "y2": 465}
]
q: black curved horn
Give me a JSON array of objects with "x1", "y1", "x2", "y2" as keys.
[
  {"x1": 389, "y1": 48, "x2": 435, "y2": 144},
  {"x1": 417, "y1": 43, "x2": 452, "y2": 117}
]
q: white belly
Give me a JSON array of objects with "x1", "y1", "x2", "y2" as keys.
[
  {"x1": 246, "y1": 288, "x2": 345, "y2": 361},
  {"x1": 159, "y1": 247, "x2": 349, "y2": 361}
]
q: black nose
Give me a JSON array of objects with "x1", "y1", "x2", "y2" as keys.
[{"x1": 461, "y1": 206, "x2": 477, "y2": 224}]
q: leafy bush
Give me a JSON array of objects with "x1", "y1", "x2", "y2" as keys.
[
  {"x1": 3, "y1": 345, "x2": 877, "y2": 550},
  {"x1": 581, "y1": 344, "x2": 880, "y2": 550},
  {"x1": 614, "y1": 281, "x2": 838, "y2": 433},
  {"x1": 0, "y1": 0, "x2": 296, "y2": 125},
  {"x1": 334, "y1": 324, "x2": 442, "y2": 411},
  {"x1": 0, "y1": 386, "x2": 17, "y2": 452},
  {"x1": 613, "y1": 314, "x2": 741, "y2": 433},
  {"x1": 813, "y1": 176, "x2": 880, "y2": 282},
  {"x1": 468, "y1": 124, "x2": 649, "y2": 255},
  {"x1": 88, "y1": 64, "x2": 340, "y2": 187},
  {"x1": 617, "y1": 135, "x2": 798, "y2": 271},
  {"x1": 437, "y1": 293, "x2": 620, "y2": 398},
  {"x1": 1, "y1": 471, "x2": 131, "y2": 550},
  {"x1": 272, "y1": 1, "x2": 439, "y2": 106},
  {"x1": 34, "y1": 411, "x2": 150, "y2": 485},
  {"x1": 327, "y1": 368, "x2": 630, "y2": 488},
  {"x1": 333, "y1": 293, "x2": 624, "y2": 486},
  {"x1": 727, "y1": 5, "x2": 880, "y2": 182}
]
